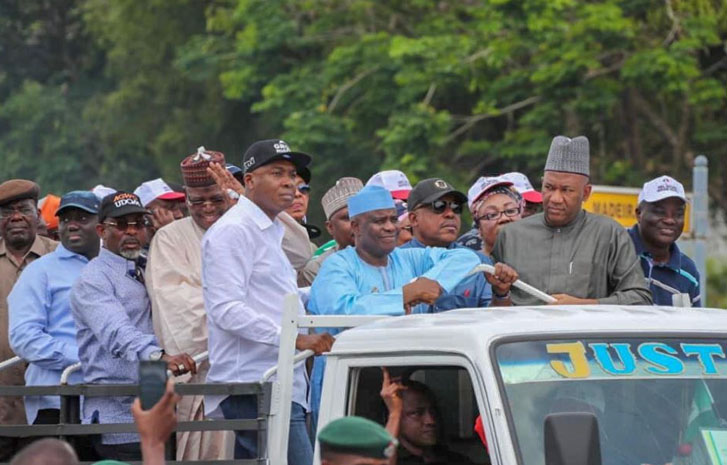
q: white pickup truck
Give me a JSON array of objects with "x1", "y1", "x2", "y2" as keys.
[{"x1": 267, "y1": 299, "x2": 727, "y2": 465}]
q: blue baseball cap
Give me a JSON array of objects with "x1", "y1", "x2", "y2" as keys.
[{"x1": 55, "y1": 191, "x2": 101, "y2": 216}]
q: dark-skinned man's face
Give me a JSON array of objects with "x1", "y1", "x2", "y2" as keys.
[
  {"x1": 636, "y1": 197, "x2": 686, "y2": 249},
  {"x1": 326, "y1": 206, "x2": 355, "y2": 248},
  {"x1": 400, "y1": 389, "x2": 438, "y2": 449},
  {"x1": 186, "y1": 184, "x2": 230, "y2": 230},
  {"x1": 351, "y1": 209, "x2": 398, "y2": 259},
  {"x1": 244, "y1": 160, "x2": 297, "y2": 219},
  {"x1": 0, "y1": 198, "x2": 39, "y2": 250},
  {"x1": 409, "y1": 193, "x2": 462, "y2": 248},
  {"x1": 97, "y1": 213, "x2": 147, "y2": 260},
  {"x1": 541, "y1": 171, "x2": 591, "y2": 227},
  {"x1": 58, "y1": 208, "x2": 100, "y2": 259}
]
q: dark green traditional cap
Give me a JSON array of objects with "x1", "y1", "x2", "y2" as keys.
[
  {"x1": 318, "y1": 416, "x2": 397, "y2": 459},
  {"x1": 91, "y1": 461, "x2": 129, "y2": 465}
]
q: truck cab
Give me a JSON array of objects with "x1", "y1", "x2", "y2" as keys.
[{"x1": 313, "y1": 305, "x2": 727, "y2": 465}]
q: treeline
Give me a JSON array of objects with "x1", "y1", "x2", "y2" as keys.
[{"x1": 1, "y1": 0, "x2": 726, "y2": 228}]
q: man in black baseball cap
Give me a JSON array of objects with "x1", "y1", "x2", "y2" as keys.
[
  {"x1": 241, "y1": 139, "x2": 311, "y2": 175},
  {"x1": 401, "y1": 178, "x2": 517, "y2": 310}
]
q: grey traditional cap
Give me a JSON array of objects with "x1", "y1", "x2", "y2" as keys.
[
  {"x1": 544, "y1": 135, "x2": 590, "y2": 177},
  {"x1": 321, "y1": 177, "x2": 364, "y2": 220}
]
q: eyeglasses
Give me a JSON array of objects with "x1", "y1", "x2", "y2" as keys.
[
  {"x1": 477, "y1": 207, "x2": 521, "y2": 222},
  {"x1": 0, "y1": 205, "x2": 36, "y2": 219},
  {"x1": 419, "y1": 200, "x2": 463, "y2": 215},
  {"x1": 105, "y1": 218, "x2": 149, "y2": 232},
  {"x1": 297, "y1": 184, "x2": 310, "y2": 195}
]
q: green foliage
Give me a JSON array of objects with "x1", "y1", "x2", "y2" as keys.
[{"x1": 706, "y1": 258, "x2": 727, "y2": 309}]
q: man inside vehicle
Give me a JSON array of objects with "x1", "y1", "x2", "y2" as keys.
[{"x1": 380, "y1": 368, "x2": 477, "y2": 465}]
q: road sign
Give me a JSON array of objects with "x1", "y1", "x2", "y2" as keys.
[{"x1": 582, "y1": 185, "x2": 691, "y2": 234}]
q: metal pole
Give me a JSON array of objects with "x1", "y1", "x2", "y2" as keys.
[{"x1": 693, "y1": 155, "x2": 709, "y2": 305}]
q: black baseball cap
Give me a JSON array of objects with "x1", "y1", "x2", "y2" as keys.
[
  {"x1": 241, "y1": 139, "x2": 311, "y2": 175},
  {"x1": 98, "y1": 191, "x2": 149, "y2": 222},
  {"x1": 407, "y1": 178, "x2": 467, "y2": 212},
  {"x1": 56, "y1": 191, "x2": 100, "y2": 216}
]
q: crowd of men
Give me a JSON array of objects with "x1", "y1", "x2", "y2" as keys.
[{"x1": 0, "y1": 134, "x2": 700, "y2": 463}]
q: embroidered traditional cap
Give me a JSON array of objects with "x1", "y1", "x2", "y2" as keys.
[
  {"x1": 0, "y1": 179, "x2": 40, "y2": 207},
  {"x1": 133, "y1": 178, "x2": 186, "y2": 207},
  {"x1": 181, "y1": 146, "x2": 226, "y2": 187},
  {"x1": 407, "y1": 178, "x2": 467, "y2": 212},
  {"x1": 347, "y1": 185, "x2": 395, "y2": 219},
  {"x1": 467, "y1": 175, "x2": 513, "y2": 211},
  {"x1": 501, "y1": 172, "x2": 542, "y2": 203},
  {"x1": 365, "y1": 170, "x2": 412, "y2": 200},
  {"x1": 318, "y1": 416, "x2": 398, "y2": 459},
  {"x1": 638, "y1": 175, "x2": 687, "y2": 204},
  {"x1": 321, "y1": 177, "x2": 364, "y2": 220},
  {"x1": 544, "y1": 135, "x2": 590, "y2": 177}
]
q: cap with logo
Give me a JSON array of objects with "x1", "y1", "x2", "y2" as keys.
[
  {"x1": 0, "y1": 179, "x2": 40, "y2": 207},
  {"x1": 180, "y1": 146, "x2": 226, "y2": 187},
  {"x1": 318, "y1": 416, "x2": 397, "y2": 459},
  {"x1": 242, "y1": 139, "x2": 311, "y2": 175},
  {"x1": 501, "y1": 172, "x2": 542, "y2": 203},
  {"x1": 133, "y1": 178, "x2": 186, "y2": 208},
  {"x1": 467, "y1": 175, "x2": 513, "y2": 211},
  {"x1": 321, "y1": 177, "x2": 364, "y2": 220},
  {"x1": 638, "y1": 175, "x2": 687, "y2": 204},
  {"x1": 407, "y1": 178, "x2": 467, "y2": 212},
  {"x1": 56, "y1": 191, "x2": 100, "y2": 216},
  {"x1": 98, "y1": 192, "x2": 149, "y2": 222},
  {"x1": 365, "y1": 170, "x2": 412, "y2": 200}
]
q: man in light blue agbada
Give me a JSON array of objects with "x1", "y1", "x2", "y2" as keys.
[
  {"x1": 8, "y1": 191, "x2": 101, "y2": 427},
  {"x1": 307, "y1": 185, "x2": 518, "y2": 422}
]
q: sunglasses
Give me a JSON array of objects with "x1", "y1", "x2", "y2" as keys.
[
  {"x1": 419, "y1": 200, "x2": 463, "y2": 215},
  {"x1": 297, "y1": 184, "x2": 310, "y2": 194},
  {"x1": 105, "y1": 218, "x2": 150, "y2": 232}
]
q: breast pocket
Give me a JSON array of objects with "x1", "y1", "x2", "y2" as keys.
[{"x1": 567, "y1": 261, "x2": 605, "y2": 298}]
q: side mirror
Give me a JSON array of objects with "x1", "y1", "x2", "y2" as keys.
[{"x1": 544, "y1": 412, "x2": 602, "y2": 465}]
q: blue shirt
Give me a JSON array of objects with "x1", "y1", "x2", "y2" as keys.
[
  {"x1": 399, "y1": 238, "x2": 492, "y2": 311},
  {"x1": 456, "y1": 226, "x2": 483, "y2": 252},
  {"x1": 8, "y1": 245, "x2": 86, "y2": 424},
  {"x1": 307, "y1": 245, "x2": 480, "y2": 422},
  {"x1": 628, "y1": 225, "x2": 701, "y2": 307},
  {"x1": 70, "y1": 248, "x2": 162, "y2": 444}
]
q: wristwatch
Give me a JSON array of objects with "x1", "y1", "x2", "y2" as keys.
[{"x1": 149, "y1": 349, "x2": 165, "y2": 361}]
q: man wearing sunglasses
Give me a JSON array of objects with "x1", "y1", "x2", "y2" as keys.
[
  {"x1": 401, "y1": 178, "x2": 517, "y2": 310},
  {"x1": 145, "y1": 148, "x2": 232, "y2": 461},
  {"x1": 0, "y1": 179, "x2": 57, "y2": 461},
  {"x1": 70, "y1": 191, "x2": 196, "y2": 461}
]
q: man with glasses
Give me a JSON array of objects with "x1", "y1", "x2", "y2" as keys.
[
  {"x1": 0, "y1": 179, "x2": 57, "y2": 461},
  {"x1": 280, "y1": 166, "x2": 318, "y2": 285},
  {"x1": 145, "y1": 148, "x2": 232, "y2": 461},
  {"x1": 400, "y1": 178, "x2": 516, "y2": 310},
  {"x1": 8, "y1": 191, "x2": 100, "y2": 458},
  {"x1": 70, "y1": 191, "x2": 196, "y2": 461}
]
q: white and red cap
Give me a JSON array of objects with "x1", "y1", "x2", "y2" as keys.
[
  {"x1": 638, "y1": 175, "x2": 687, "y2": 204},
  {"x1": 365, "y1": 170, "x2": 412, "y2": 200},
  {"x1": 133, "y1": 178, "x2": 185, "y2": 207},
  {"x1": 467, "y1": 175, "x2": 513, "y2": 211},
  {"x1": 501, "y1": 172, "x2": 542, "y2": 203}
]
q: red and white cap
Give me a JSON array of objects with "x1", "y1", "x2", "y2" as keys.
[
  {"x1": 365, "y1": 170, "x2": 412, "y2": 200},
  {"x1": 638, "y1": 175, "x2": 687, "y2": 204},
  {"x1": 467, "y1": 175, "x2": 513, "y2": 211},
  {"x1": 133, "y1": 178, "x2": 185, "y2": 207},
  {"x1": 501, "y1": 172, "x2": 542, "y2": 203}
]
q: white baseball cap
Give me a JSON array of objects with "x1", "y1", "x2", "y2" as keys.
[
  {"x1": 365, "y1": 170, "x2": 412, "y2": 200},
  {"x1": 638, "y1": 175, "x2": 687, "y2": 204},
  {"x1": 133, "y1": 178, "x2": 185, "y2": 207},
  {"x1": 467, "y1": 175, "x2": 513, "y2": 211},
  {"x1": 91, "y1": 184, "x2": 117, "y2": 201},
  {"x1": 501, "y1": 172, "x2": 542, "y2": 203}
]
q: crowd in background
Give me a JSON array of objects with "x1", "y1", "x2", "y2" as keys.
[{"x1": 0, "y1": 134, "x2": 700, "y2": 464}]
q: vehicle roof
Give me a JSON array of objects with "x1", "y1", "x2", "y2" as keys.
[{"x1": 330, "y1": 305, "x2": 727, "y2": 355}]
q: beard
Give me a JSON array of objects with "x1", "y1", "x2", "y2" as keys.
[{"x1": 119, "y1": 248, "x2": 141, "y2": 260}]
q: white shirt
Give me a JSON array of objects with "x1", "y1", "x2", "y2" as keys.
[{"x1": 202, "y1": 195, "x2": 308, "y2": 415}]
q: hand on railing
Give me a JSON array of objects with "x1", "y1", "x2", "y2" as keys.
[{"x1": 468, "y1": 264, "x2": 557, "y2": 304}]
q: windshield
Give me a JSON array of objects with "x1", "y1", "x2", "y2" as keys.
[{"x1": 495, "y1": 337, "x2": 727, "y2": 465}]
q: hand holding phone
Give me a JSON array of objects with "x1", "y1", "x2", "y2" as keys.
[{"x1": 139, "y1": 361, "x2": 168, "y2": 410}]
